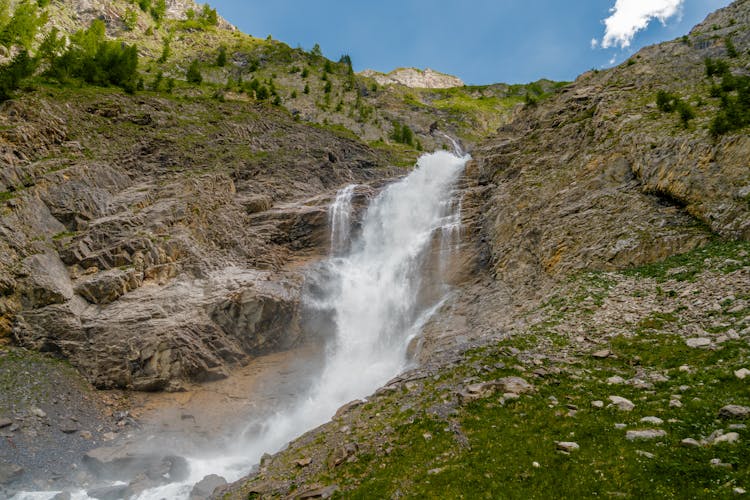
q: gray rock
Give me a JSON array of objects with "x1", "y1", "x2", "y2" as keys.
[
  {"x1": 712, "y1": 432, "x2": 740, "y2": 445},
  {"x1": 296, "y1": 484, "x2": 339, "y2": 499},
  {"x1": 680, "y1": 438, "x2": 702, "y2": 448},
  {"x1": 635, "y1": 450, "x2": 655, "y2": 459},
  {"x1": 734, "y1": 368, "x2": 750, "y2": 380},
  {"x1": 686, "y1": 337, "x2": 711, "y2": 348},
  {"x1": 0, "y1": 418, "x2": 11, "y2": 429},
  {"x1": 0, "y1": 461, "x2": 23, "y2": 485},
  {"x1": 608, "y1": 396, "x2": 635, "y2": 411},
  {"x1": 640, "y1": 416, "x2": 664, "y2": 425},
  {"x1": 719, "y1": 405, "x2": 750, "y2": 419},
  {"x1": 52, "y1": 493, "x2": 72, "y2": 500},
  {"x1": 74, "y1": 268, "x2": 143, "y2": 305},
  {"x1": 626, "y1": 429, "x2": 666, "y2": 441},
  {"x1": 19, "y1": 253, "x2": 74, "y2": 309},
  {"x1": 498, "y1": 376, "x2": 534, "y2": 395},
  {"x1": 59, "y1": 419, "x2": 79, "y2": 434},
  {"x1": 556, "y1": 441, "x2": 580, "y2": 453},
  {"x1": 591, "y1": 400, "x2": 604, "y2": 408},
  {"x1": 83, "y1": 447, "x2": 189, "y2": 484},
  {"x1": 592, "y1": 349, "x2": 611, "y2": 359},
  {"x1": 87, "y1": 484, "x2": 129, "y2": 500},
  {"x1": 31, "y1": 407, "x2": 46, "y2": 418},
  {"x1": 189, "y1": 474, "x2": 227, "y2": 500}
]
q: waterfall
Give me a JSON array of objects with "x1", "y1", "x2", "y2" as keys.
[
  {"x1": 226, "y1": 149, "x2": 469, "y2": 471},
  {"x1": 329, "y1": 184, "x2": 357, "y2": 255},
  {"x1": 18, "y1": 149, "x2": 470, "y2": 500}
]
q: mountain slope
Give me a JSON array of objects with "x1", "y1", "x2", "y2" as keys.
[{"x1": 219, "y1": 1, "x2": 750, "y2": 497}]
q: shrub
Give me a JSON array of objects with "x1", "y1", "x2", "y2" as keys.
[
  {"x1": 186, "y1": 59, "x2": 202, "y2": 84},
  {"x1": 47, "y1": 20, "x2": 139, "y2": 93},
  {"x1": 216, "y1": 45, "x2": 227, "y2": 67},
  {"x1": 705, "y1": 57, "x2": 730, "y2": 78},
  {"x1": 0, "y1": 49, "x2": 36, "y2": 101},
  {"x1": 0, "y1": 0, "x2": 47, "y2": 49},
  {"x1": 390, "y1": 121, "x2": 415, "y2": 146}
]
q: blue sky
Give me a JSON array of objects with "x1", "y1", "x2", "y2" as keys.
[{"x1": 209, "y1": 0, "x2": 733, "y2": 85}]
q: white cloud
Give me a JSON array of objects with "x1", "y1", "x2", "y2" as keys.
[
  {"x1": 591, "y1": 38, "x2": 599, "y2": 49},
  {"x1": 601, "y1": 0, "x2": 684, "y2": 49}
]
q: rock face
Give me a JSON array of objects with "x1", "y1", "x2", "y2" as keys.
[
  {"x1": 360, "y1": 68, "x2": 465, "y2": 89},
  {"x1": 1, "y1": 92, "x2": 393, "y2": 390}
]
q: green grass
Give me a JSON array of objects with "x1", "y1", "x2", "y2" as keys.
[
  {"x1": 623, "y1": 239, "x2": 750, "y2": 282},
  {"x1": 327, "y1": 331, "x2": 750, "y2": 499}
]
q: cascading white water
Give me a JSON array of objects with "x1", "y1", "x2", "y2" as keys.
[
  {"x1": 16, "y1": 149, "x2": 469, "y2": 500},
  {"x1": 329, "y1": 184, "x2": 357, "y2": 256}
]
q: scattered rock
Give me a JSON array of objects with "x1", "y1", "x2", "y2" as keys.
[
  {"x1": 711, "y1": 432, "x2": 740, "y2": 445},
  {"x1": 189, "y1": 474, "x2": 227, "y2": 500},
  {"x1": 0, "y1": 461, "x2": 23, "y2": 485},
  {"x1": 87, "y1": 485, "x2": 129, "y2": 500},
  {"x1": 556, "y1": 441, "x2": 580, "y2": 453},
  {"x1": 626, "y1": 429, "x2": 666, "y2": 441},
  {"x1": 295, "y1": 458, "x2": 312, "y2": 467},
  {"x1": 296, "y1": 484, "x2": 339, "y2": 499},
  {"x1": 532, "y1": 461, "x2": 540, "y2": 468},
  {"x1": 59, "y1": 419, "x2": 79, "y2": 434},
  {"x1": 734, "y1": 368, "x2": 750, "y2": 380},
  {"x1": 635, "y1": 450, "x2": 655, "y2": 459},
  {"x1": 0, "y1": 418, "x2": 11, "y2": 429},
  {"x1": 31, "y1": 407, "x2": 46, "y2": 418},
  {"x1": 709, "y1": 458, "x2": 733, "y2": 469},
  {"x1": 719, "y1": 405, "x2": 750, "y2": 419},
  {"x1": 498, "y1": 376, "x2": 534, "y2": 395},
  {"x1": 734, "y1": 487, "x2": 747, "y2": 495},
  {"x1": 640, "y1": 416, "x2": 664, "y2": 425},
  {"x1": 80, "y1": 430, "x2": 93, "y2": 440},
  {"x1": 591, "y1": 400, "x2": 604, "y2": 409},
  {"x1": 615, "y1": 423, "x2": 627, "y2": 430},
  {"x1": 686, "y1": 338, "x2": 711, "y2": 348},
  {"x1": 607, "y1": 376, "x2": 625, "y2": 385},
  {"x1": 669, "y1": 399, "x2": 683, "y2": 409},
  {"x1": 680, "y1": 438, "x2": 701, "y2": 448},
  {"x1": 52, "y1": 493, "x2": 72, "y2": 500},
  {"x1": 592, "y1": 350, "x2": 611, "y2": 359},
  {"x1": 608, "y1": 396, "x2": 635, "y2": 411}
]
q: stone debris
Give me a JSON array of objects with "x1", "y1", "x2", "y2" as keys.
[
  {"x1": 719, "y1": 405, "x2": 750, "y2": 420},
  {"x1": 680, "y1": 438, "x2": 701, "y2": 448},
  {"x1": 189, "y1": 474, "x2": 227, "y2": 500},
  {"x1": 591, "y1": 400, "x2": 604, "y2": 409},
  {"x1": 640, "y1": 416, "x2": 664, "y2": 426},
  {"x1": 626, "y1": 429, "x2": 666, "y2": 441},
  {"x1": 710, "y1": 432, "x2": 740, "y2": 445},
  {"x1": 686, "y1": 338, "x2": 711, "y2": 348},
  {"x1": 556, "y1": 441, "x2": 580, "y2": 453},
  {"x1": 608, "y1": 396, "x2": 635, "y2": 411},
  {"x1": 734, "y1": 368, "x2": 750, "y2": 380}
]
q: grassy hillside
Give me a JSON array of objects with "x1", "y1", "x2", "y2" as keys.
[{"x1": 1, "y1": 0, "x2": 561, "y2": 153}]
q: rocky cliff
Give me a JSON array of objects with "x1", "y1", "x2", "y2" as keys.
[
  {"x1": 359, "y1": 68, "x2": 465, "y2": 89},
  {"x1": 0, "y1": 87, "x2": 398, "y2": 391}
]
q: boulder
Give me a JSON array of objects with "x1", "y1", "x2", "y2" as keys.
[
  {"x1": 189, "y1": 474, "x2": 227, "y2": 500},
  {"x1": 719, "y1": 405, "x2": 750, "y2": 419}
]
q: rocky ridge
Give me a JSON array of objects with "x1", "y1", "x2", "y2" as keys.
[{"x1": 359, "y1": 68, "x2": 465, "y2": 89}]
